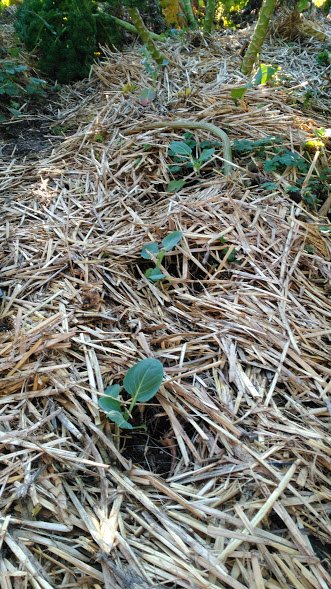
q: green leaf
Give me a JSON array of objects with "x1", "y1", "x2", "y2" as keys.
[
  {"x1": 261, "y1": 181, "x2": 278, "y2": 191},
  {"x1": 167, "y1": 179, "x2": 185, "y2": 192},
  {"x1": 124, "y1": 358, "x2": 164, "y2": 404},
  {"x1": 141, "y1": 242, "x2": 159, "y2": 260},
  {"x1": 145, "y1": 268, "x2": 166, "y2": 282},
  {"x1": 231, "y1": 87, "x2": 247, "y2": 102},
  {"x1": 168, "y1": 165, "x2": 182, "y2": 173},
  {"x1": 168, "y1": 141, "x2": 192, "y2": 157},
  {"x1": 253, "y1": 64, "x2": 278, "y2": 86},
  {"x1": 104, "y1": 384, "x2": 121, "y2": 398},
  {"x1": 199, "y1": 148, "x2": 215, "y2": 163},
  {"x1": 162, "y1": 231, "x2": 183, "y2": 251},
  {"x1": 315, "y1": 127, "x2": 326, "y2": 137},
  {"x1": 105, "y1": 410, "x2": 133, "y2": 429},
  {"x1": 98, "y1": 384, "x2": 121, "y2": 413},
  {"x1": 319, "y1": 225, "x2": 331, "y2": 234}
]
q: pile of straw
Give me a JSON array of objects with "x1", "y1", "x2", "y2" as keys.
[{"x1": 0, "y1": 30, "x2": 330, "y2": 589}]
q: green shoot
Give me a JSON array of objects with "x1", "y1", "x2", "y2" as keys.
[{"x1": 98, "y1": 359, "x2": 164, "y2": 430}]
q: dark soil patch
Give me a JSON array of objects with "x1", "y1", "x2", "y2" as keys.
[
  {"x1": 0, "y1": 117, "x2": 61, "y2": 157},
  {"x1": 121, "y1": 406, "x2": 175, "y2": 477}
]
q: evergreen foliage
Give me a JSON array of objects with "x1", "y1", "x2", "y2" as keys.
[{"x1": 15, "y1": 0, "x2": 124, "y2": 83}]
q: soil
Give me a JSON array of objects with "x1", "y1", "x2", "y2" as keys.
[{"x1": 1, "y1": 116, "x2": 60, "y2": 157}]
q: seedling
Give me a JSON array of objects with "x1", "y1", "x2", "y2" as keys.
[
  {"x1": 231, "y1": 63, "x2": 280, "y2": 104},
  {"x1": 141, "y1": 231, "x2": 183, "y2": 282},
  {"x1": 167, "y1": 134, "x2": 220, "y2": 191},
  {"x1": 98, "y1": 358, "x2": 164, "y2": 429}
]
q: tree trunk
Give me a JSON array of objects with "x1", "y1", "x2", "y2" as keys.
[
  {"x1": 180, "y1": 0, "x2": 198, "y2": 29},
  {"x1": 203, "y1": 0, "x2": 216, "y2": 33},
  {"x1": 107, "y1": 13, "x2": 163, "y2": 40},
  {"x1": 241, "y1": 0, "x2": 277, "y2": 76},
  {"x1": 127, "y1": 7, "x2": 167, "y2": 65}
]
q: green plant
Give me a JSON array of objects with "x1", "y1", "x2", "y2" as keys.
[
  {"x1": 141, "y1": 230, "x2": 183, "y2": 282},
  {"x1": 263, "y1": 151, "x2": 309, "y2": 173},
  {"x1": 316, "y1": 49, "x2": 331, "y2": 66},
  {"x1": 231, "y1": 63, "x2": 279, "y2": 103},
  {"x1": 166, "y1": 133, "x2": 220, "y2": 190},
  {"x1": 0, "y1": 59, "x2": 46, "y2": 118},
  {"x1": 15, "y1": 0, "x2": 124, "y2": 83},
  {"x1": 232, "y1": 135, "x2": 284, "y2": 156},
  {"x1": 98, "y1": 358, "x2": 164, "y2": 429}
]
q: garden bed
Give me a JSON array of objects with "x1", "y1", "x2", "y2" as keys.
[{"x1": 0, "y1": 24, "x2": 330, "y2": 589}]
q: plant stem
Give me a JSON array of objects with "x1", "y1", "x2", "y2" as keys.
[
  {"x1": 127, "y1": 7, "x2": 168, "y2": 66},
  {"x1": 180, "y1": 0, "x2": 198, "y2": 29},
  {"x1": 106, "y1": 13, "x2": 163, "y2": 41},
  {"x1": 126, "y1": 119, "x2": 233, "y2": 176},
  {"x1": 241, "y1": 0, "x2": 277, "y2": 76},
  {"x1": 203, "y1": 0, "x2": 216, "y2": 33}
]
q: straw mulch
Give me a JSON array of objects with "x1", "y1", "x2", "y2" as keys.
[{"x1": 0, "y1": 30, "x2": 331, "y2": 589}]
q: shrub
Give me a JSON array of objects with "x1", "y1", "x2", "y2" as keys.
[
  {"x1": 0, "y1": 59, "x2": 47, "y2": 119},
  {"x1": 15, "y1": 0, "x2": 124, "y2": 83}
]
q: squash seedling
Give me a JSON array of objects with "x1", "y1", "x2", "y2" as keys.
[
  {"x1": 141, "y1": 231, "x2": 183, "y2": 282},
  {"x1": 98, "y1": 358, "x2": 164, "y2": 429}
]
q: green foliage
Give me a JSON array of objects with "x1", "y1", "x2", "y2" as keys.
[
  {"x1": 15, "y1": 0, "x2": 124, "y2": 83},
  {"x1": 218, "y1": 0, "x2": 250, "y2": 28},
  {"x1": 141, "y1": 231, "x2": 183, "y2": 282},
  {"x1": 231, "y1": 63, "x2": 279, "y2": 103},
  {"x1": 232, "y1": 133, "x2": 330, "y2": 210},
  {"x1": 263, "y1": 151, "x2": 309, "y2": 173},
  {"x1": 0, "y1": 59, "x2": 46, "y2": 119},
  {"x1": 98, "y1": 358, "x2": 164, "y2": 429},
  {"x1": 166, "y1": 133, "x2": 219, "y2": 190},
  {"x1": 316, "y1": 49, "x2": 331, "y2": 66},
  {"x1": 232, "y1": 135, "x2": 283, "y2": 156}
]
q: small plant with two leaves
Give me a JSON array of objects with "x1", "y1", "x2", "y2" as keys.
[
  {"x1": 230, "y1": 63, "x2": 280, "y2": 104},
  {"x1": 167, "y1": 134, "x2": 220, "y2": 192},
  {"x1": 98, "y1": 358, "x2": 164, "y2": 430},
  {"x1": 141, "y1": 230, "x2": 183, "y2": 282}
]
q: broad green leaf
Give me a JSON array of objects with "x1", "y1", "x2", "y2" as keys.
[
  {"x1": 145, "y1": 268, "x2": 166, "y2": 282},
  {"x1": 162, "y1": 231, "x2": 183, "y2": 251},
  {"x1": 231, "y1": 87, "x2": 247, "y2": 102},
  {"x1": 98, "y1": 384, "x2": 121, "y2": 413},
  {"x1": 319, "y1": 225, "x2": 331, "y2": 233},
  {"x1": 141, "y1": 242, "x2": 159, "y2": 260},
  {"x1": 104, "y1": 384, "x2": 121, "y2": 398},
  {"x1": 124, "y1": 358, "x2": 164, "y2": 404},
  {"x1": 253, "y1": 64, "x2": 278, "y2": 86},
  {"x1": 168, "y1": 165, "x2": 182, "y2": 173},
  {"x1": 199, "y1": 148, "x2": 215, "y2": 163},
  {"x1": 168, "y1": 141, "x2": 192, "y2": 156},
  {"x1": 105, "y1": 410, "x2": 133, "y2": 429},
  {"x1": 167, "y1": 179, "x2": 185, "y2": 192}
]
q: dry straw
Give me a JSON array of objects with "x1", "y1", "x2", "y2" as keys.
[{"x1": 0, "y1": 27, "x2": 330, "y2": 589}]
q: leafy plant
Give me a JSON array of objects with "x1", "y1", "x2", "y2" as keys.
[
  {"x1": 316, "y1": 49, "x2": 331, "y2": 66},
  {"x1": 0, "y1": 59, "x2": 47, "y2": 119},
  {"x1": 263, "y1": 151, "x2": 309, "y2": 173},
  {"x1": 231, "y1": 63, "x2": 279, "y2": 104},
  {"x1": 141, "y1": 230, "x2": 183, "y2": 282},
  {"x1": 15, "y1": 0, "x2": 125, "y2": 83},
  {"x1": 232, "y1": 135, "x2": 283, "y2": 156},
  {"x1": 98, "y1": 358, "x2": 164, "y2": 429},
  {"x1": 167, "y1": 133, "x2": 219, "y2": 190}
]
